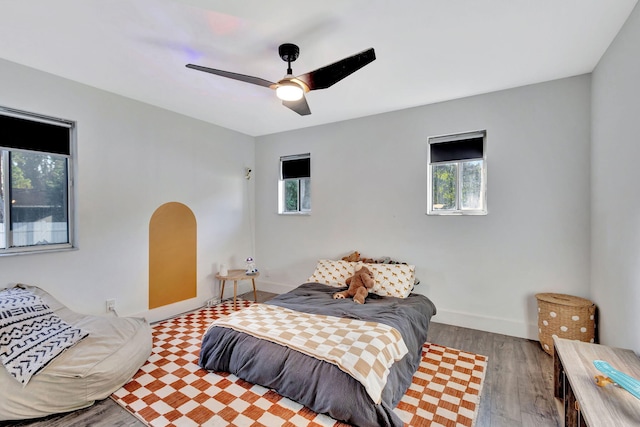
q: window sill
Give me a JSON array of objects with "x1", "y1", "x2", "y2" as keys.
[
  {"x1": 0, "y1": 245, "x2": 78, "y2": 257},
  {"x1": 427, "y1": 210, "x2": 487, "y2": 216},
  {"x1": 278, "y1": 212, "x2": 311, "y2": 216}
]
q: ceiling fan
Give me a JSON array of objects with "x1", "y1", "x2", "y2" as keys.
[{"x1": 186, "y1": 43, "x2": 376, "y2": 116}]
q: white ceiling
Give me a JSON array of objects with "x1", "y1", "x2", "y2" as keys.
[{"x1": 0, "y1": 0, "x2": 637, "y2": 136}]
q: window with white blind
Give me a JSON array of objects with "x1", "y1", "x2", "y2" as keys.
[
  {"x1": 427, "y1": 130, "x2": 486, "y2": 215},
  {"x1": 0, "y1": 107, "x2": 76, "y2": 255},
  {"x1": 278, "y1": 153, "x2": 310, "y2": 214}
]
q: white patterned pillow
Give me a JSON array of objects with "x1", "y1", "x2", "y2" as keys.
[
  {"x1": 307, "y1": 260, "x2": 357, "y2": 287},
  {"x1": 357, "y1": 263, "x2": 416, "y2": 298},
  {"x1": 0, "y1": 287, "x2": 88, "y2": 384}
]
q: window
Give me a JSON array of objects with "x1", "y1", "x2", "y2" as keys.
[
  {"x1": 0, "y1": 107, "x2": 75, "y2": 255},
  {"x1": 427, "y1": 130, "x2": 486, "y2": 215},
  {"x1": 278, "y1": 153, "x2": 310, "y2": 214}
]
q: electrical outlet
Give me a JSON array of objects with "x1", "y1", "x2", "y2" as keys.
[{"x1": 106, "y1": 299, "x2": 116, "y2": 312}]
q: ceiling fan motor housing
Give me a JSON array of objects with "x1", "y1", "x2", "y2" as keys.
[{"x1": 279, "y1": 43, "x2": 300, "y2": 63}]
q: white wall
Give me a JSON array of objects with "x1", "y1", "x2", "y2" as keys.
[
  {"x1": 591, "y1": 3, "x2": 640, "y2": 352},
  {"x1": 255, "y1": 75, "x2": 592, "y2": 339},
  {"x1": 0, "y1": 58, "x2": 255, "y2": 322},
  {"x1": 0, "y1": 54, "x2": 603, "y2": 343}
]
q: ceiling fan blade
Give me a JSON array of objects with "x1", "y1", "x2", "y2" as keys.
[
  {"x1": 186, "y1": 64, "x2": 275, "y2": 88},
  {"x1": 283, "y1": 95, "x2": 311, "y2": 116},
  {"x1": 295, "y1": 48, "x2": 376, "y2": 91}
]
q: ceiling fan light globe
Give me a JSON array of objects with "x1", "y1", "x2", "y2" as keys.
[{"x1": 276, "y1": 82, "x2": 304, "y2": 101}]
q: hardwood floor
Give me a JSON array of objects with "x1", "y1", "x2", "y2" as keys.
[
  {"x1": 427, "y1": 322, "x2": 561, "y2": 427},
  {"x1": 1, "y1": 292, "x2": 561, "y2": 427}
]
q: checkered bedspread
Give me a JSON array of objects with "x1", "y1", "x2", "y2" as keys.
[{"x1": 208, "y1": 303, "x2": 408, "y2": 404}]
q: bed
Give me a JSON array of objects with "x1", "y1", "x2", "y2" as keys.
[
  {"x1": 199, "y1": 260, "x2": 437, "y2": 427},
  {"x1": 0, "y1": 284, "x2": 152, "y2": 421}
]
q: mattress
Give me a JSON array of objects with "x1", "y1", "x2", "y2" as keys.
[{"x1": 200, "y1": 282, "x2": 436, "y2": 427}]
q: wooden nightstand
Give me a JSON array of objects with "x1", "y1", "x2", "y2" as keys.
[{"x1": 216, "y1": 269, "x2": 259, "y2": 310}]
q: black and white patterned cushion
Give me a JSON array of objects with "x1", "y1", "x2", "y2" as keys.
[{"x1": 0, "y1": 287, "x2": 88, "y2": 384}]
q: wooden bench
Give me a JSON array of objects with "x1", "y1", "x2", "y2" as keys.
[{"x1": 554, "y1": 336, "x2": 640, "y2": 426}]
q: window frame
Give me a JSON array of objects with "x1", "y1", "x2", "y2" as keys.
[
  {"x1": 278, "y1": 153, "x2": 311, "y2": 215},
  {"x1": 0, "y1": 106, "x2": 77, "y2": 256},
  {"x1": 427, "y1": 130, "x2": 487, "y2": 216}
]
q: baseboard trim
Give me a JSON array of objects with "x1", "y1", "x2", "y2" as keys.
[
  {"x1": 434, "y1": 308, "x2": 538, "y2": 340},
  {"x1": 131, "y1": 298, "x2": 205, "y2": 324},
  {"x1": 256, "y1": 280, "x2": 540, "y2": 340},
  {"x1": 256, "y1": 280, "x2": 297, "y2": 295}
]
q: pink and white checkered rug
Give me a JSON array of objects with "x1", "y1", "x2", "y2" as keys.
[{"x1": 111, "y1": 300, "x2": 487, "y2": 427}]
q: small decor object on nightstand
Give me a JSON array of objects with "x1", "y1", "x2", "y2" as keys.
[
  {"x1": 245, "y1": 257, "x2": 258, "y2": 275},
  {"x1": 219, "y1": 263, "x2": 228, "y2": 277}
]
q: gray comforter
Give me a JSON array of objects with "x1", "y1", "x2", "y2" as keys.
[{"x1": 199, "y1": 282, "x2": 436, "y2": 427}]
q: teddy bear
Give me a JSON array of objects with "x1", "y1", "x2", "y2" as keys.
[
  {"x1": 341, "y1": 250, "x2": 377, "y2": 264},
  {"x1": 341, "y1": 251, "x2": 361, "y2": 262},
  {"x1": 333, "y1": 266, "x2": 375, "y2": 304}
]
